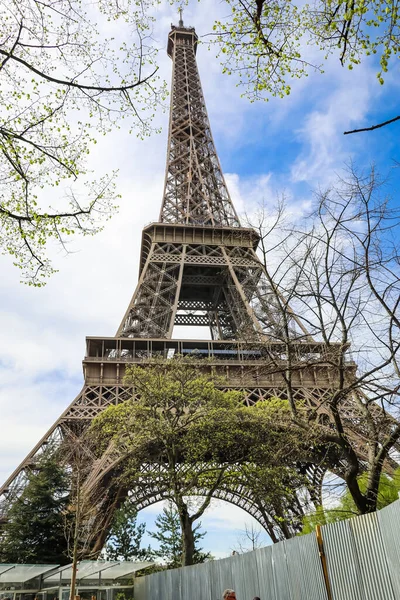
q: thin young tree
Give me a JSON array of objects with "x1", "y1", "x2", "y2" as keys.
[
  {"x1": 62, "y1": 434, "x2": 108, "y2": 600},
  {"x1": 232, "y1": 523, "x2": 266, "y2": 554}
]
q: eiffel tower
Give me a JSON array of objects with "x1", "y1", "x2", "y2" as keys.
[{"x1": 0, "y1": 16, "x2": 392, "y2": 546}]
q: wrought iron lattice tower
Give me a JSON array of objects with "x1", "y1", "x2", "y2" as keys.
[
  {"x1": 116, "y1": 22, "x2": 267, "y2": 342},
  {"x1": 1, "y1": 19, "x2": 396, "y2": 545}
]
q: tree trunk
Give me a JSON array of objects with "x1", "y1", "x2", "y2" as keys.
[
  {"x1": 365, "y1": 459, "x2": 384, "y2": 513},
  {"x1": 179, "y1": 505, "x2": 195, "y2": 566},
  {"x1": 272, "y1": 503, "x2": 293, "y2": 540},
  {"x1": 69, "y1": 469, "x2": 82, "y2": 600},
  {"x1": 69, "y1": 523, "x2": 79, "y2": 600},
  {"x1": 276, "y1": 516, "x2": 293, "y2": 540},
  {"x1": 345, "y1": 463, "x2": 368, "y2": 514},
  {"x1": 264, "y1": 520, "x2": 280, "y2": 543}
]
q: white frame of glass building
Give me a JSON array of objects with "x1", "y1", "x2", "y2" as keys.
[{"x1": 0, "y1": 561, "x2": 153, "y2": 600}]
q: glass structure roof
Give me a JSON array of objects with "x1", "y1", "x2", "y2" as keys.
[
  {"x1": 95, "y1": 562, "x2": 153, "y2": 579},
  {"x1": 0, "y1": 565, "x2": 59, "y2": 583},
  {"x1": 43, "y1": 561, "x2": 153, "y2": 582},
  {"x1": 0, "y1": 561, "x2": 153, "y2": 585}
]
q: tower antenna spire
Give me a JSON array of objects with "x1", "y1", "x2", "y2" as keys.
[{"x1": 178, "y1": 7, "x2": 183, "y2": 27}]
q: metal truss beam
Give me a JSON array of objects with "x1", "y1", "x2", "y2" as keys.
[{"x1": 160, "y1": 25, "x2": 240, "y2": 227}]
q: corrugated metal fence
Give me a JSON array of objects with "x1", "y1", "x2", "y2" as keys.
[{"x1": 135, "y1": 499, "x2": 400, "y2": 600}]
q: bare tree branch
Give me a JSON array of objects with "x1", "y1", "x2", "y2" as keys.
[{"x1": 344, "y1": 115, "x2": 400, "y2": 135}]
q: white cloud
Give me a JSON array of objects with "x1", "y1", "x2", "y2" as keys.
[{"x1": 290, "y1": 60, "x2": 376, "y2": 185}]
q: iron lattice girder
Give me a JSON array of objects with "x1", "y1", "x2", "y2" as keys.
[
  {"x1": 174, "y1": 314, "x2": 232, "y2": 327},
  {"x1": 160, "y1": 24, "x2": 240, "y2": 227},
  {"x1": 121, "y1": 462, "x2": 306, "y2": 540},
  {"x1": 138, "y1": 223, "x2": 260, "y2": 274},
  {"x1": 117, "y1": 224, "x2": 270, "y2": 340},
  {"x1": 177, "y1": 300, "x2": 216, "y2": 311}
]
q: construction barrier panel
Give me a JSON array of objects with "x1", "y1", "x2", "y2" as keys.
[{"x1": 135, "y1": 498, "x2": 400, "y2": 600}]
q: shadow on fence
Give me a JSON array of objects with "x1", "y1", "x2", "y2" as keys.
[{"x1": 135, "y1": 498, "x2": 400, "y2": 600}]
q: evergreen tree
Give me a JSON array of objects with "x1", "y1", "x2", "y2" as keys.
[
  {"x1": 0, "y1": 454, "x2": 69, "y2": 564},
  {"x1": 149, "y1": 502, "x2": 212, "y2": 568},
  {"x1": 105, "y1": 501, "x2": 151, "y2": 561}
]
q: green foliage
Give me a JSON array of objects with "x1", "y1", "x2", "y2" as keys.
[
  {"x1": 91, "y1": 356, "x2": 243, "y2": 461},
  {"x1": 300, "y1": 469, "x2": 400, "y2": 534},
  {"x1": 203, "y1": 0, "x2": 400, "y2": 99},
  {"x1": 90, "y1": 356, "x2": 321, "y2": 562},
  {"x1": 105, "y1": 501, "x2": 151, "y2": 561},
  {"x1": 186, "y1": 397, "x2": 310, "y2": 466},
  {"x1": 0, "y1": 0, "x2": 166, "y2": 284},
  {"x1": 91, "y1": 357, "x2": 313, "y2": 482},
  {"x1": 90, "y1": 356, "x2": 250, "y2": 565},
  {"x1": 339, "y1": 470, "x2": 400, "y2": 513},
  {"x1": 0, "y1": 453, "x2": 70, "y2": 564},
  {"x1": 300, "y1": 506, "x2": 344, "y2": 535},
  {"x1": 149, "y1": 502, "x2": 211, "y2": 568}
]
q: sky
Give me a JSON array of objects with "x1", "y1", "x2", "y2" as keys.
[{"x1": 1, "y1": 0, "x2": 400, "y2": 559}]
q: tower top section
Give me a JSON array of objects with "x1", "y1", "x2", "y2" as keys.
[
  {"x1": 167, "y1": 19, "x2": 198, "y2": 58},
  {"x1": 161, "y1": 18, "x2": 240, "y2": 227}
]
